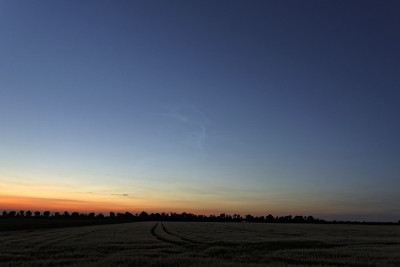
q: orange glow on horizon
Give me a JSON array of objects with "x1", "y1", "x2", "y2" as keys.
[
  {"x1": 0, "y1": 194, "x2": 270, "y2": 216},
  {"x1": 0, "y1": 194, "x2": 156, "y2": 214},
  {"x1": 0, "y1": 179, "x2": 343, "y2": 217}
]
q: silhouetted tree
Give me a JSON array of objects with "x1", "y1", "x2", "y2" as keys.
[
  {"x1": 26, "y1": 211, "x2": 32, "y2": 217},
  {"x1": 293, "y1": 215, "x2": 305, "y2": 223},
  {"x1": 266, "y1": 214, "x2": 274, "y2": 222},
  {"x1": 2, "y1": 211, "x2": 8, "y2": 217},
  {"x1": 307, "y1": 216, "x2": 315, "y2": 223},
  {"x1": 88, "y1": 213, "x2": 95, "y2": 218},
  {"x1": 8, "y1": 211, "x2": 16, "y2": 217},
  {"x1": 63, "y1": 211, "x2": 70, "y2": 217},
  {"x1": 245, "y1": 214, "x2": 254, "y2": 221},
  {"x1": 139, "y1": 211, "x2": 148, "y2": 218},
  {"x1": 19, "y1": 210, "x2": 25, "y2": 217},
  {"x1": 109, "y1": 212, "x2": 115, "y2": 218},
  {"x1": 43, "y1": 211, "x2": 51, "y2": 217},
  {"x1": 54, "y1": 212, "x2": 61, "y2": 217},
  {"x1": 233, "y1": 214, "x2": 242, "y2": 221},
  {"x1": 34, "y1": 211, "x2": 41, "y2": 217}
]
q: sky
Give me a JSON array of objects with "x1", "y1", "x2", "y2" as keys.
[{"x1": 1, "y1": 0, "x2": 399, "y2": 221}]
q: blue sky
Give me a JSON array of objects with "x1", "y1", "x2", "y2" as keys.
[{"x1": 1, "y1": 0, "x2": 399, "y2": 221}]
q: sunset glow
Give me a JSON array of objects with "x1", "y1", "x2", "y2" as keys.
[{"x1": 1, "y1": 0, "x2": 399, "y2": 222}]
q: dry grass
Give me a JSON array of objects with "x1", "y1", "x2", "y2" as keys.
[{"x1": 0, "y1": 222, "x2": 399, "y2": 266}]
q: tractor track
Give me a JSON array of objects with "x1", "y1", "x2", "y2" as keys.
[
  {"x1": 150, "y1": 222, "x2": 202, "y2": 249},
  {"x1": 160, "y1": 223, "x2": 202, "y2": 244}
]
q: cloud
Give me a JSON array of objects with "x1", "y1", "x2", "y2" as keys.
[
  {"x1": 87, "y1": 192, "x2": 129, "y2": 197},
  {"x1": 158, "y1": 104, "x2": 211, "y2": 151},
  {"x1": 159, "y1": 112, "x2": 188, "y2": 123},
  {"x1": 189, "y1": 125, "x2": 207, "y2": 150}
]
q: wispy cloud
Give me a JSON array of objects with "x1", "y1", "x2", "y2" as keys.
[
  {"x1": 158, "y1": 104, "x2": 211, "y2": 151},
  {"x1": 159, "y1": 112, "x2": 188, "y2": 123},
  {"x1": 87, "y1": 192, "x2": 129, "y2": 197},
  {"x1": 111, "y1": 193, "x2": 129, "y2": 197}
]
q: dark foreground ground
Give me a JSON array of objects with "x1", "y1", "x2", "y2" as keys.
[{"x1": 1, "y1": 221, "x2": 399, "y2": 266}]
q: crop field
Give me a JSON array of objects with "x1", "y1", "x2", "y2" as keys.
[{"x1": 0, "y1": 222, "x2": 399, "y2": 266}]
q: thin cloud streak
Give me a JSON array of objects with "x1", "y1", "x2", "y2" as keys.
[{"x1": 157, "y1": 104, "x2": 211, "y2": 151}]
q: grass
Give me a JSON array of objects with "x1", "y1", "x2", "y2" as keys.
[{"x1": 0, "y1": 222, "x2": 399, "y2": 266}]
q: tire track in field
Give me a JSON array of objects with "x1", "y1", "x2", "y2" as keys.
[
  {"x1": 150, "y1": 223, "x2": 194, "y2": 248},
  {"x1": 150, "y1": 223, "x2": 241, "y2": 266},
  {"x1": 160, "y1": 223, "x2": 202, "y2": 244}
]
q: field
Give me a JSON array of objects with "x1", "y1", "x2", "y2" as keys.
[{"x1": 1, "y1": 222, "x2": 399, "y2": 266}]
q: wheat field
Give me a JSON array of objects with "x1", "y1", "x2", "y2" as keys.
[{"x1": 0, "y1": 221, "x2": 399, "y2": 266}]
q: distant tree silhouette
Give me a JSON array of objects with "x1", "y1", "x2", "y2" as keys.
[
  {"x1": 1, "y1": 208, "x2": 391, "y2": 227},
  {"x1": 233, "y1": 214, "x2": 243, "y2": 221},
  {"x1": 245, "y1": 214, "x2": 254, "y2": 221},
  {"x1": 294, "y1": 216, "x2": 305, "y2": 223},
  {"x1": 8, "y1": 211, "x2": 16, "y2": 217},
  {"x1": 266, "y1": 214, "x2": 274, "y2": 222},
  {"x1": 139, "y1": 211, "x2": 148, "y2": 218},
  {"x1": 257, "y1": 216, "x2": 265, "y2": 222}
]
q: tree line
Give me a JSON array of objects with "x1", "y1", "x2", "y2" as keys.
[
  {"x1": 0, "y1": 210, "x2": 322, "y2": 223},
  {"x1": 1, "y1": 210, "x2": 398, "y2": 225}
]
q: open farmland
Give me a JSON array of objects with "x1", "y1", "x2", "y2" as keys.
[{"x1": 0, "y1": 222, "x2": 399, "y2": 266}]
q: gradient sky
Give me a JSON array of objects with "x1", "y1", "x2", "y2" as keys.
[{"x1": 1, "y1": 0, "x2": 399, "y2": 221}]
